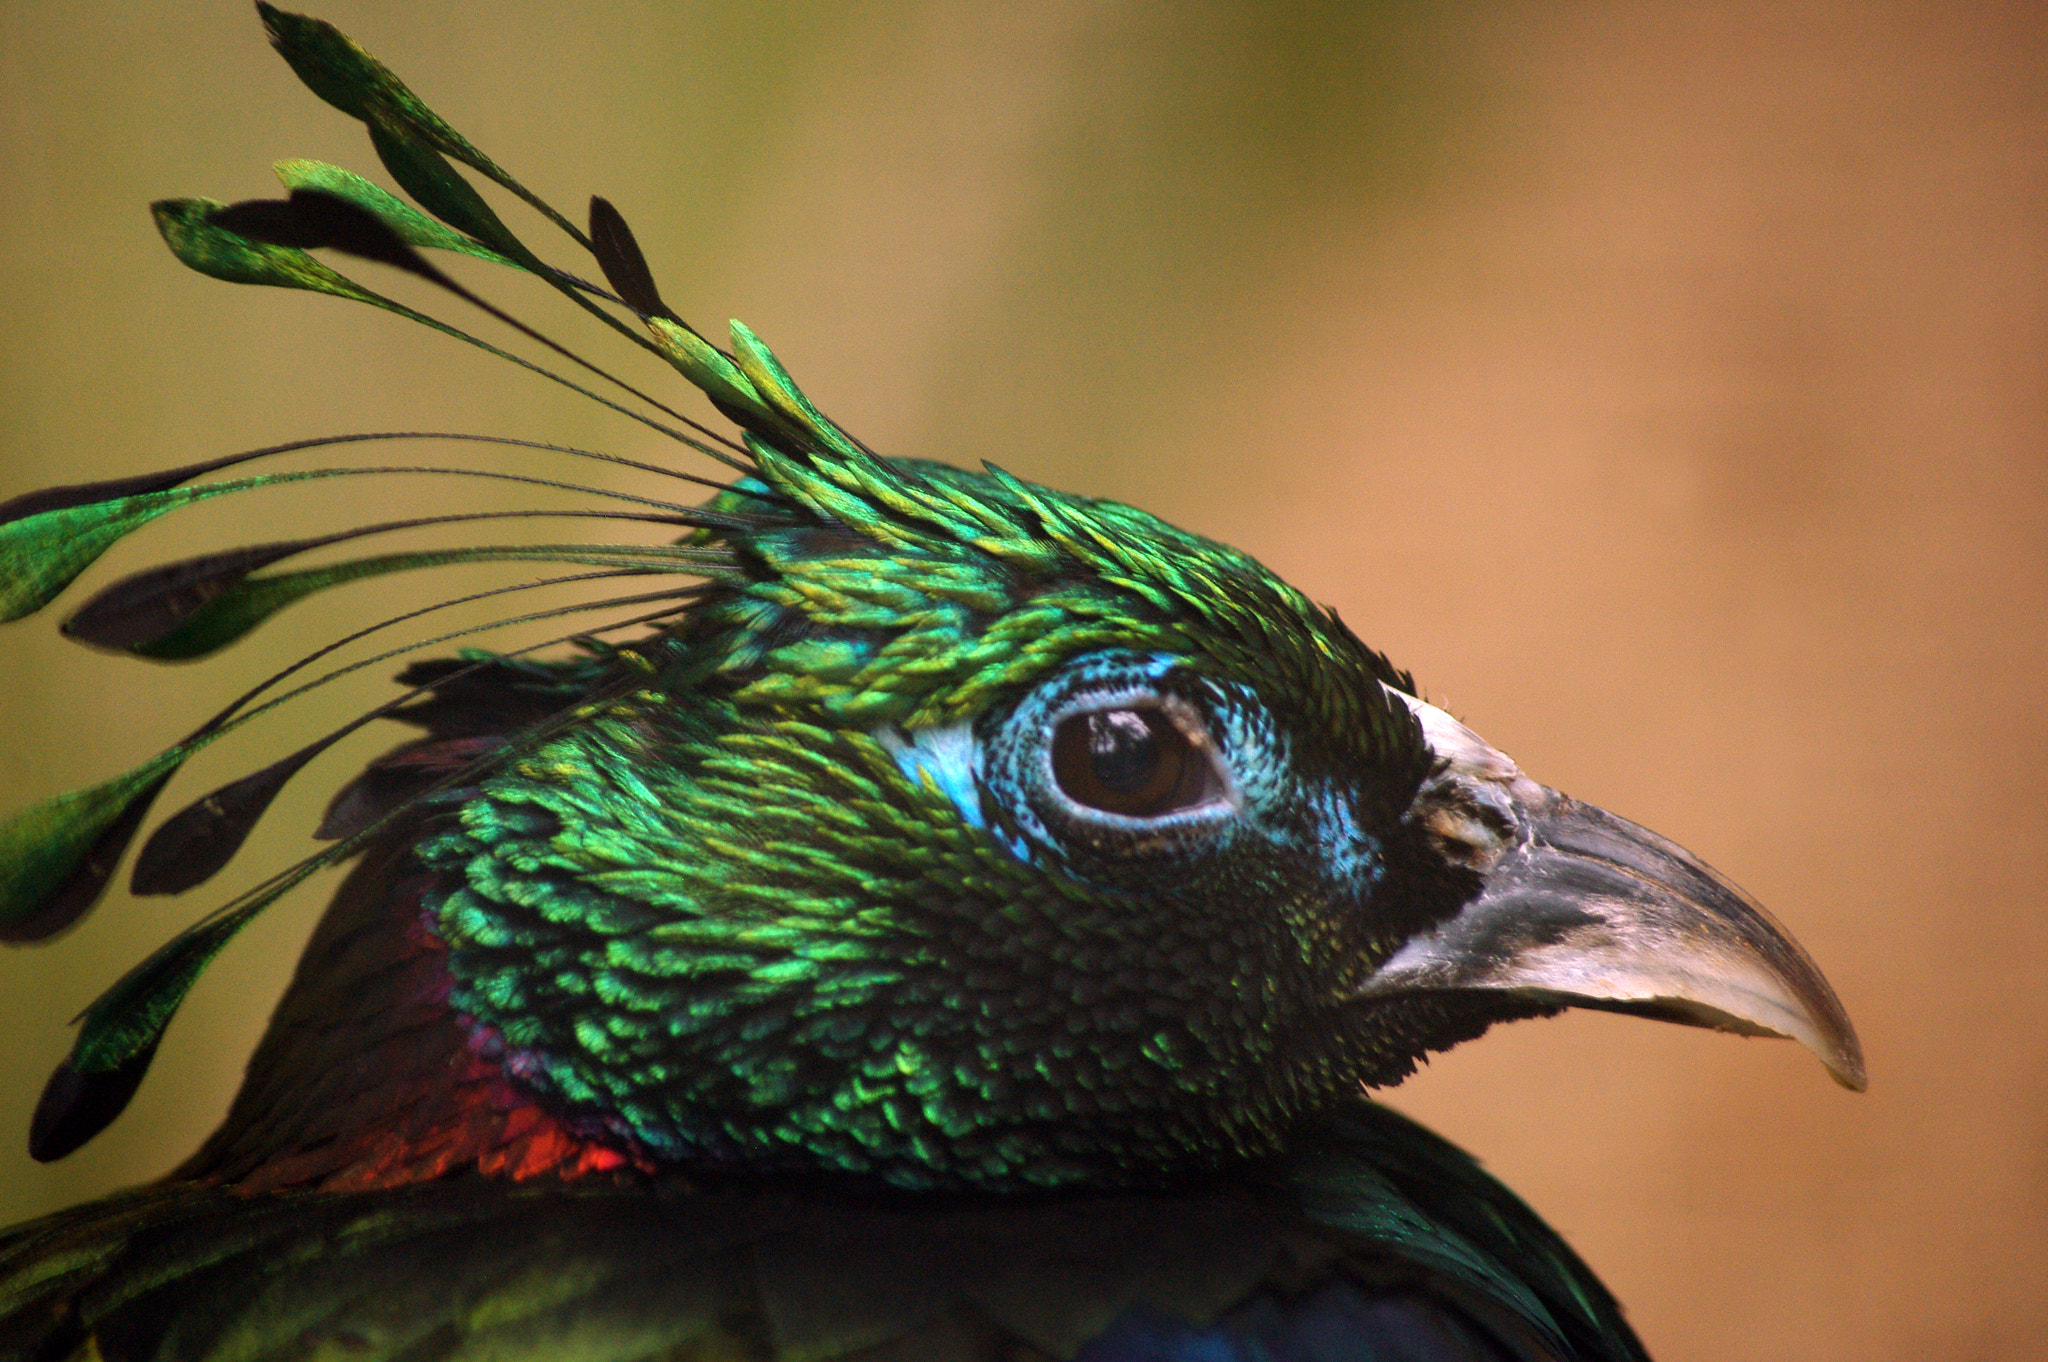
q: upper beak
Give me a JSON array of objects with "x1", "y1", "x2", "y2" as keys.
[{"x1": 1361, "y1": 691, "x2": 1867, "y2": 1092}]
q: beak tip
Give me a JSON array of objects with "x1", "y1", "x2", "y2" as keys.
[{"x1": 1824, "y1": 1038, "x2": 1869, "y2": 1093}]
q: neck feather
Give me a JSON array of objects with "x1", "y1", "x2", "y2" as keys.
[{"x1": 175, "y1": 835, "x2": 653, "y2": 1195}]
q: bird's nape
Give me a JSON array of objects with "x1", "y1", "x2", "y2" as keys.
[{"x1": 0, "y1": 7, "x2": 1863, "y2": 1360}]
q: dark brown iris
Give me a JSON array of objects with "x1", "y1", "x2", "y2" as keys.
[{"x1": 1050, "y1": 706, "x2": 1210, "y2": 818}]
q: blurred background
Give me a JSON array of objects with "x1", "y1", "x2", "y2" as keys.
[{"x1": 1, "y1": 2, "x2": 2041, "y2": 1356}]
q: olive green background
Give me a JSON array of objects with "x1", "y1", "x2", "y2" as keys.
[{"x1": 2, "y1": 3, "x2": 2042, "y2": 1356}]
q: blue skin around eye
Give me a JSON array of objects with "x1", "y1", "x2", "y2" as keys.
[
  {"x1": 953, "y1": 648, "x2": 1384, "y2": 891},
  {"x1": 876, "y1": 721, "x2": 985, "y2": 829}
]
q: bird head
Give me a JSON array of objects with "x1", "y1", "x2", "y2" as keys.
[{"x1": 0, "y1": 6, "x2": 1862, "y2": 1194}]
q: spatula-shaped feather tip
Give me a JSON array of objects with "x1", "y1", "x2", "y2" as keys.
[{"x1": 28, "y1": 1043, "x2": 161, "y2": 1163}]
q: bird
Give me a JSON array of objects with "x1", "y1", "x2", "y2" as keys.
[{"x1": 0, "y1": 7, "x2": 1865, "y2": 1359}]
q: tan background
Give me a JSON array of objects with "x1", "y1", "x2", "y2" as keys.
[{"x1": 1, "y1": 3, "x2": 2042, "y2": 1357}]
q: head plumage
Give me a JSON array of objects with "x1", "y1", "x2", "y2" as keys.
[{"x1": 0, "y1": 5, "x2": 1415, "y2": 1162}]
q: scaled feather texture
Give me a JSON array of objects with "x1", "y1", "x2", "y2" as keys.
[{"x1": 0, "y1": 8, "x2": 1865, "y2": 1360}]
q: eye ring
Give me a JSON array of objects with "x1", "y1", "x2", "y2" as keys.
[{"x1": 1043, "y1": 692, "x2": 1235, "y2": 825}]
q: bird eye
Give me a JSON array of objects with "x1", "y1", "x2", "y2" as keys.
[
  {"x1": 987, "y1": 658, "x2": 1243, "y2": 852},
  {"x1": 1049, "y1": 703, "x2": 1221, "y2": 819}
]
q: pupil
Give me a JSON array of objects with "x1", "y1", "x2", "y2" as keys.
[{"x1": 1088, "y1": 710, "x2": 1161, "y2": 791}]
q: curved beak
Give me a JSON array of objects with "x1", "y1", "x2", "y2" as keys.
[{"x1": 1362, "y1": 692, "x2": 1867, "y2": 1091}]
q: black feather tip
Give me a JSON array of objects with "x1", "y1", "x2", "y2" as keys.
[
  {"x1": 28, "y1": 1043, "x2": 161, "y2": 1163},
  {"x1": 588, "y1": 196, "x2": 675, "y2": 321}
]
